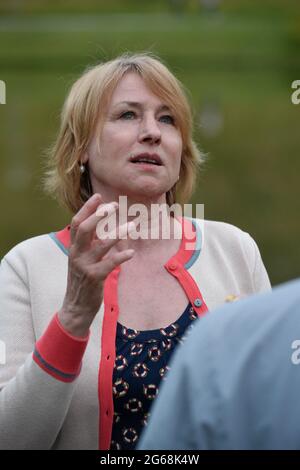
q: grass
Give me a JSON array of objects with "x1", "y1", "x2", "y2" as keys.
[{"x1": 0, "y1": 9, "x2": 299, "y2": 285}]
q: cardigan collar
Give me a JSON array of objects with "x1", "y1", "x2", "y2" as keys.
[{"x1": 49, "y1": 216, "x2": 201, "y2": 270}]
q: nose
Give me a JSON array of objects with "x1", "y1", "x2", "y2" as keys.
[{"x1": 138, "y1": 115, "x2": 161, "y2": 145}]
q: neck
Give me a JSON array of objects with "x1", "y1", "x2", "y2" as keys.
[{"x1": 93, "y1": 189, "x2": 182, "y2": 255}]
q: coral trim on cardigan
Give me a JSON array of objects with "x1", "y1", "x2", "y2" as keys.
[
  {"x1": 48, "y1": 216, "x2": 208, "y2": 448},
  {"x1": 33, "y1": 313, "x2": 90, "y2": 383}
]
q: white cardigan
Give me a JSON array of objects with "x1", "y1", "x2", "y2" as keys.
[{"x1": 0, "y1": 218, "x2": 271, "y2": 449}]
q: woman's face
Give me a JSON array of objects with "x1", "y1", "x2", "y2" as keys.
[{"x1": 84, "y1": 72, "x2": 183, "y2": 203}]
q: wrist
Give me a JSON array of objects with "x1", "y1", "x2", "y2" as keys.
[{"x1": 57, "y1": 308, "x2": 91, "y2": 338}]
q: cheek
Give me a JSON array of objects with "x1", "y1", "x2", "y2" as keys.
[
  {"x1": 169, "y1": 133, "x2": 183, "y2": 160},
  {"x1": 93, "y1": 126, "x2": 133, "y2": 163},
  {"x1": 103, "y1": 123, "x2": 137, "y2": 144},
  {"x1": 172, "y1": 137, "x2": 183, "y2": 174}
]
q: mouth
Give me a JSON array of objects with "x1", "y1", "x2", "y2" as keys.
[{"x1": 129, "y1": 153, "x2": 163, "y2": 166}]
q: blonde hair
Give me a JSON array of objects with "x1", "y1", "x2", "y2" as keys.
[{"x1": 43, "y1": 52, "x2": 204, "y2": 214}]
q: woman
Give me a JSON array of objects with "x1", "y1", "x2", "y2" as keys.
[{"x1": 0, "y1": 52, "x2": 271, "y2": 450}]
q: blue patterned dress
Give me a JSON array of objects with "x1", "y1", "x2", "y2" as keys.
[{"x1": 110, "y1": 302, "x2": 199, "y2": 450}]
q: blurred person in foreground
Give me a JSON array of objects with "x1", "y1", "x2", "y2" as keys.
[
  {"x1": 139, "y1": 278, "x2": 300, "y2": 450},
  {"x1": 0, "y1": 52, "x2": 270, "y2": 450}
]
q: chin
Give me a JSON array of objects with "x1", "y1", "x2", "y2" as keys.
[{"x1": 125, "y1": 185, "x2": 166, "y2": 202}]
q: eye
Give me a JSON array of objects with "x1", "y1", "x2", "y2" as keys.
[
  {"x1": 159, "y1": 115, "x2": 175, "y2": 125},
  {"x1": 119, "y1": 111, "x2": 136, "y2": 120}
]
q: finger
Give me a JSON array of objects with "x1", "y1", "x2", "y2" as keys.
[
  {"x1": 75, "y1": 202, "x2": 119, "y2": 252},
  {"x1": 91, "y1": 249, "x2": 135, "y2": 279},
  {"x1": 70, "y1": 193, "x2": 102, "y2": 244},
  {"x1": 93, "y1": 202, "x2": 120, "y2": 241},
  {"x1": 95, "y1": 216, "x2": 138, "y2": 242},
  {"x1": 86, "y1": 220, "x2": 137, "y2": 263}
]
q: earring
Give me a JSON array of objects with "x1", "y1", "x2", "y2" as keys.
[{"x1": 79, "y1": 163, "x2": 85, "y2": 174}]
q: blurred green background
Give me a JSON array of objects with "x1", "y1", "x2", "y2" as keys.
[{"x1": 0, "y1": 0, "x2": 299, "y2": 285}]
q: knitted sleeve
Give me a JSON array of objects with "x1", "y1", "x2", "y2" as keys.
[
  {"x1": 0, "y1": 255, "x2": 89, "y2": 449},
  {"x1": 242, "y1": 232, "x2": 272, "y2": 292}
]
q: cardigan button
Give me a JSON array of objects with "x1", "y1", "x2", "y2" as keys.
[
  {"x1": 194, "y1": 298, "x2": 202, "y2": 308},
  {"x1": 168, "y1": 263, "x2": 177, "y2": 271}
]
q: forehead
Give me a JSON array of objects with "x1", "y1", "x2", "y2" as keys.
[{"x1": 109, "y1": 72, "x2": 166, "y2": 108}]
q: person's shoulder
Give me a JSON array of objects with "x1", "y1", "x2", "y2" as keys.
[
  {"x1": 176, "y1": 279, "x2": 300, "y2": 379},
  {"x1": 189, "y1": 277, "x2": 300, "y2": 346},
  {"x1": 220, "y1": 277, "x2": 300, "y2": 320},
  {"x1": 191, "y1": 217, "x2": 255, "y2": 251},
  {"x1": 192, "y1": 218, "x2": 248, "y2": 237},
  {"x1": 182, "y1": 278, "x2": 300, "y2": 449},
  {"x1": 2, "y1": 232, "x2": 61, "y2": 265}
]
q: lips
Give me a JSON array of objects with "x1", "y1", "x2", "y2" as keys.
[{"x1": 129, "y1": 153, "x2": 163, "y2": 166}]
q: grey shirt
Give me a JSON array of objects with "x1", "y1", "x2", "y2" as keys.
[{"x1": 138, "y1": 278, "x2": 300, "y2": 450}]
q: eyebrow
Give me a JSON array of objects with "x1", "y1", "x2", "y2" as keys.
[{"x1": 113, "y1": 101, "x2": 171, "y2": 112}]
